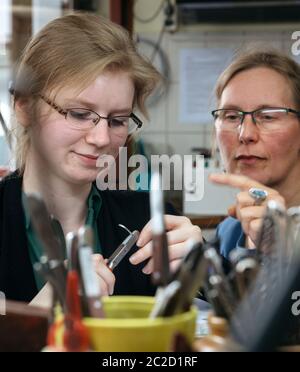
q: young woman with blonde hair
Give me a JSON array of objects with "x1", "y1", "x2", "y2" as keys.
[{"x1": 0, "y1": 13, "x2": 201, "y2": 303}]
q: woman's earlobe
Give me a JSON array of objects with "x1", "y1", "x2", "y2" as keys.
[{"x1": 15, "y1": 99, "x2": 30, "y2": 128}]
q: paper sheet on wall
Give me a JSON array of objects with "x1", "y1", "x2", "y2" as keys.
[{"x1": 179, "y1": 48, "x2": 233, "y2": 125}]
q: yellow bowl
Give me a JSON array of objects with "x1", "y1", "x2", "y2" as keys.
[{"x1": 83, "y1": 296, "x2": 197, "y2": 352}]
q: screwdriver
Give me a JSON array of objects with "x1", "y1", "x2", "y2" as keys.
[{"x1": 63, "y1": 232, "x2": 89, "y2": 352}]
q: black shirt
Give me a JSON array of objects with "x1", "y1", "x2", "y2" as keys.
[{"x1": 0, "y1": 172, "x2": 178, "y2": 302}]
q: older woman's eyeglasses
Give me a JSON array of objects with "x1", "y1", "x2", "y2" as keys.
[
  {"x1": 40, "y1": 95, "x2": 143, "y2": 136},
  {"x1": 212, "y1": 107, "x2": 300, "y2": 132}
]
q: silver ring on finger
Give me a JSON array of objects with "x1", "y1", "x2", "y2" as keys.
[{"x1": 248, "y1": 188, "x2": 268, "y2": 206}]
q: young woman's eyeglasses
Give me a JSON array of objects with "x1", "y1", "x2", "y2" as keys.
[
  {"x1": 40, "y1": 95, "x2": 143, "y2": 136},
  {"x1": 212, "y1": 107, "x2": 300, "y2": 133}
]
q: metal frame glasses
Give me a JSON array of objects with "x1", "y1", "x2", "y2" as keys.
[
  {"x1": 212, "y1": 107, "x2": 300, "y2": 132},
  {"x1": 40, "y1": 95, "x2": 143, "y2": 135}
]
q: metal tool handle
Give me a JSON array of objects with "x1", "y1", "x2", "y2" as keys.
[{"x1": 107, "y1": 230, "x2": 139, "y2": 271}]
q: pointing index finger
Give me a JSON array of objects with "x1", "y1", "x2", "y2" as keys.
[{"x1": 209, "y1": 173, "x2": 271, "y2": 192}]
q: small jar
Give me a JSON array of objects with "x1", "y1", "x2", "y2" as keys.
[{"x1": 194, "y1": 313, "x2": 235, "y2": 352}]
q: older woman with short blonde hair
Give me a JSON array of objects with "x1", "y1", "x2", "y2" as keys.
[{"x1": 211, "y1": 49, "x2": 300, "y2": 257}]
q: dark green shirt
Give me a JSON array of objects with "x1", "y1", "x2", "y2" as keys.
[{"x1": 22, "y1": 185, "x2": 102, "y2": 291}]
